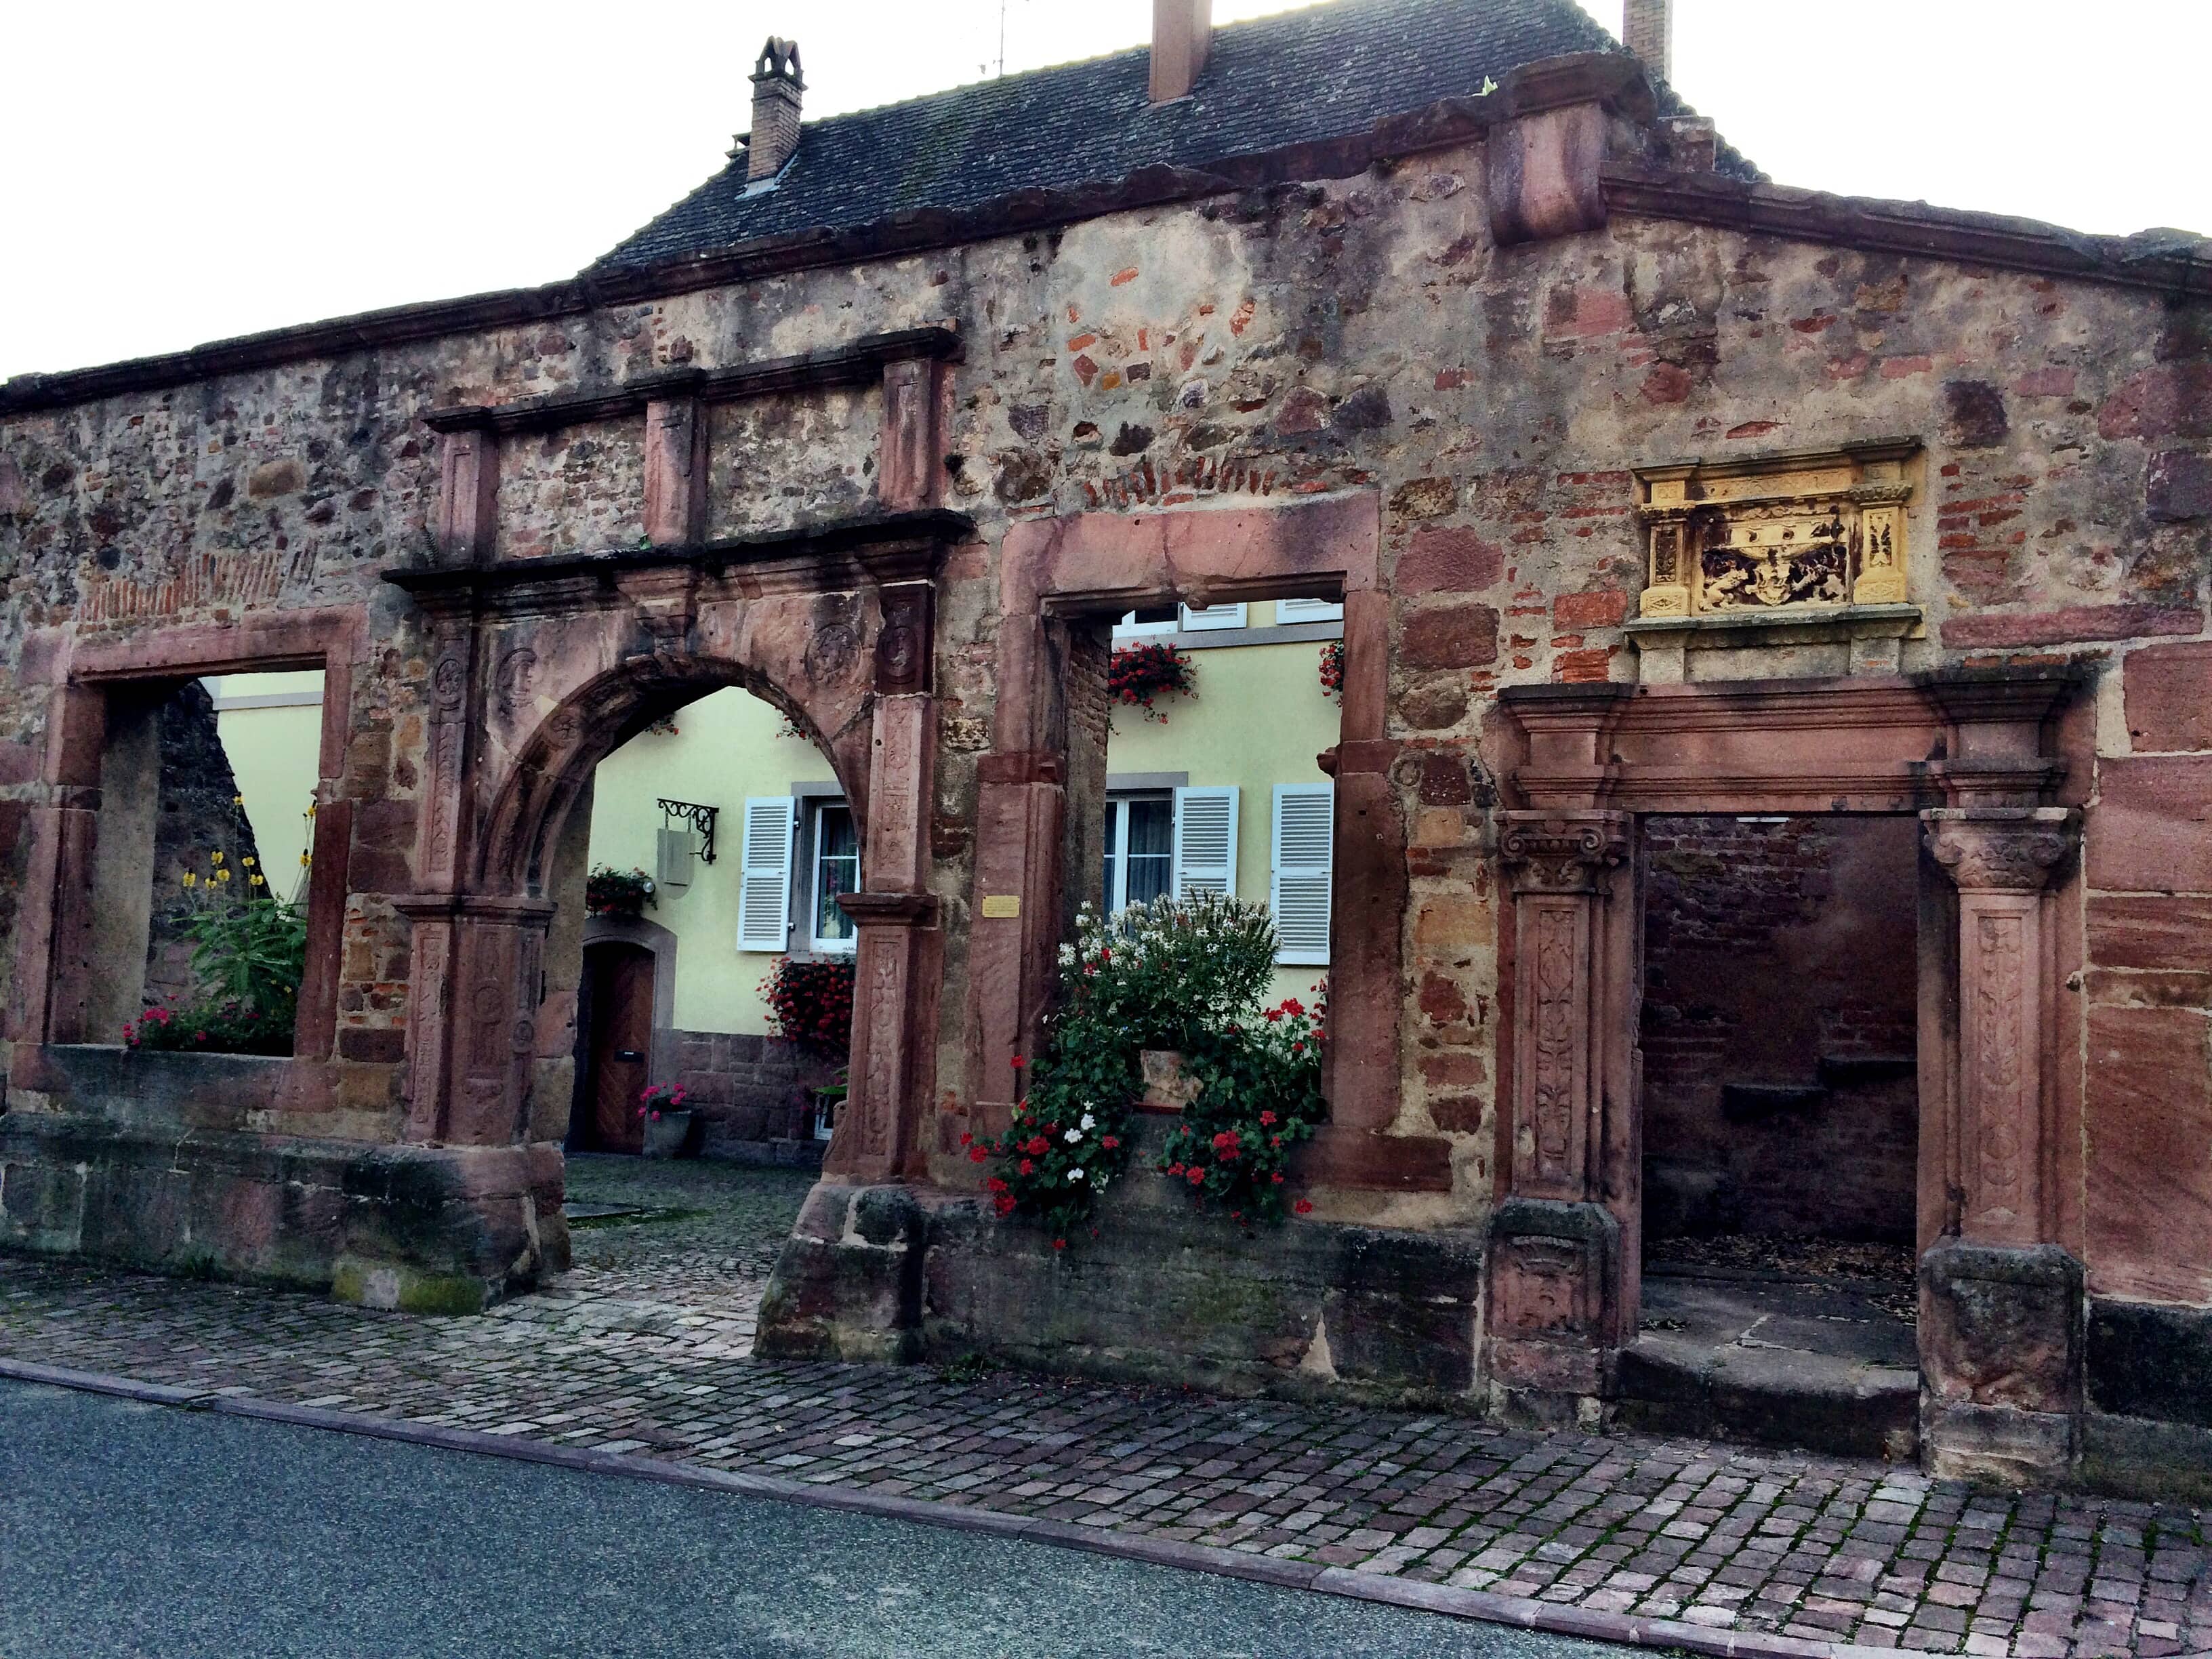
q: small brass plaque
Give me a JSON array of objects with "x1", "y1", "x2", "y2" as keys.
[{"x1": 981, "y1": 894, "x2": 1021, "y2": 919}]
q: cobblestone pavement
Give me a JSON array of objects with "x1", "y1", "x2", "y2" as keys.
[{"x1": 0, "y1": 1159, "x2": 2205, "y2": 1659}]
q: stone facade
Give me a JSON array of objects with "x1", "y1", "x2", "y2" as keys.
[{"x1": 1, "y1": 38, "x2": 2208, "y2": 1493}]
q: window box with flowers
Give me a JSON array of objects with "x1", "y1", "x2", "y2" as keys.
[
  {"x1": 1107, "y1": 641, "x2": 1195, "y2": 724},
  {"x1": 586, "y1": 865, "x2": 657, "y2": 918}
]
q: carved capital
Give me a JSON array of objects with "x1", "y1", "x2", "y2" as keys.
[
  {"x1": 1498, "y1": 811, "x2": 1631, "y2": 895},
  {"x1": 1924, "y1": 808, "x2": 2078, "y2": 893}
]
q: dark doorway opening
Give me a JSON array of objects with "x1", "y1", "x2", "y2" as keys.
[
  {"x1": 1624, "y1": 813, "x2": 1923, "y2": 1459},
  {"x1": 578, "y1": 942, "x2": 655, "y2": 1155}
]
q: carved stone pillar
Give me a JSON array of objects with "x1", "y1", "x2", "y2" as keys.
[
  {"x1": 828, "y1": 893, "x2": 941, "y2": 1183},
  {"x1": 1486, "y1": 810, "x2": 1633, "y2": 1412},
  {"x1": 396, "y1": 895, "x2": 554, "y2": 1148},
  {"x1": 1924, "y1": 808, "x2": 2076, "y2": 1247},
  {"x1": 436, "y1": 429, "x2": 498, "y2": 563},
  {"x1": 1921, "y1": 806, "x2": 2083, "y2": 1484},
  {"x1": 879, "y1": 359, "x2": 945, "y2": 512}
]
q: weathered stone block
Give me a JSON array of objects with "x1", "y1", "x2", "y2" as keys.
[
  {"x1": 2123, "y1": 639, "x2": 2212, "y2": 751},
  {"x1": 1920, "y1": 1242, "x2": 2083, "y2": 1485},
  {"x1": 1399, "y1": 605, "x2": 1499, "y2": 670},
  {"x1": 2084, "y1": 756, "x2": 2212, "y2": 893}
]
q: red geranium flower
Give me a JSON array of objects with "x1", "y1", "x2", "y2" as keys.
[
  {"x1": 970, "y1": 1146, "x2": 989, "y2": 1163},
  {"x1": 1187, "y1": 1166, "x2": 1206, "y2": 1185},
  {"x1": 1101, "y1": 1135, "x2": 1120, "y2": 1150},
  {"x1": 1294, "y1": 1199, "x2": 1314, "y2": 1214},
  {"x1": 1019, "y1": 1159, "x2": 1035, "y2": 1176}
]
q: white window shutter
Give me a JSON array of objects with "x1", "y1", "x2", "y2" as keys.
[
  {"x1": 1271, "y1": 783, "x2": 1334, "y2": 964},
  {"x1": 736, "y1": 797, "x2": 796, "y2": 951},
  {"x1": 1172, "y1": 786, "x2": 1239, "y2": 899},
  {"x1": 1275, "y1": 596, "x2": 1345, "y2": 623},
  {"x1": 1179, "y1": 602, "x2": 1247, "y2": 632}
]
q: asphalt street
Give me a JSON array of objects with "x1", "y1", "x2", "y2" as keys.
[{"x1": 0, "y1": 1378, "x2": 1631, "y2": 1659}]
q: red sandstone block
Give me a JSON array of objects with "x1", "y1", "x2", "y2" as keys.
[
  {"x1": 2086, "y1": 895, "x2": 2212, "y2": 972},
  {"x1": 2083, "y1": 1003, "x2": 2212, "y2": 1303},
  {"x1": 1399, "y1": 604, "x2": 1500, "y2": 670},
  {"x1": 1396, "y1": 527, "x2": 1503, "y2": 594},
  {"x1": 2125, "y1": 641, "x2": 2212, "y2": 752},
  {"x1": 2097, "y1": 362, "x2": 2212, "y2": 441},
  {"x1": 1553, "y1": 590, "x2": 1628, "y2": 629},
  {"x1": 2147, "y1": 448, "x2": 2212, "y2": 522},
  {"x1": 1942, "y1": 604, "x2": 2204, "y2": 649},
  {"x1": 2086, "y1": 756, "x2": 2212, "y2": 893}
]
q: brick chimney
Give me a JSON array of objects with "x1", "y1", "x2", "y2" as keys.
[
  {"x1": 1149, "y1": 0, "x2": 1212, "y2": 104},
  {"x1": 747, "y1": 37, "x2": 804, "y2": 182},
  {"x1": 1622, "y1": 0, "x2": 1671, "y2": 82}
]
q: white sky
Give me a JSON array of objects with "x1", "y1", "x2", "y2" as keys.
[{"x1": 5, "y1": 1, "x2": 2207, "y2": 382}]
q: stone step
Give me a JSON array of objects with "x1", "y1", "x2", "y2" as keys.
[{"x1": 1614, "y1": 1273, "x2": 1920, "y2": 1461}]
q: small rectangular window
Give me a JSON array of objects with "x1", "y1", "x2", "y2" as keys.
[
  {"x1": 1113, "y1": 605, "x2": 1181, "y2": 638},
  {"x1": 1101, "y1": 794, "x2": 1174, "y2": 915},
  {"x1": 1275, "y1": 596, "x2": 1345, "y2": 624},
  {"x1": 1178, "y1": 602, "x2": 1247, "y2": 631},
  {"x1": 811, "y1": 802, "x2": 860, "y2": 953}
]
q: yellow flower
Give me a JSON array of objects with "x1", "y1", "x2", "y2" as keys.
[
  {"x1": 232, "y1": 795, "x2": 244, "y2": 806},
  {"x1": 249, "y1": 874, "x2": 266, "y2": 888},
  {"x1": 306, "y1": 803, "x2": 317, "y2": 818},
  {"x1": 216, "y1": 868, "x2": 232, "y2": 883},
  {"x1": 210, "y1": 851, "x2": 224, "y2": 865},
  {"x1": 182, "y1": 873, "x2": 197, "y2": 888},
  {"x1": 300, "y1": 853, "x2": 312, "y2": 867},
  {"x1": 243, "y1": 857, "x2": 255, "y2": 868}
]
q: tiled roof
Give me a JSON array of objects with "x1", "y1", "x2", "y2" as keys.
[{"x1": 592, "y1": 0, "x2": 1756, "y2": 272}]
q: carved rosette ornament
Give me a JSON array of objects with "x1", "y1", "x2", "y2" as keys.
[
  {"x1": 1498, "y1": 812, "x2": 1632, "y2": 895},
  {"x1": 1924, "y1": 808, "x2": 2077, "y2": 893}
]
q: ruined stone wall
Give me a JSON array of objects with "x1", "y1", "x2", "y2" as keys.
[
  {"x1": 1640, "y1": 814, "x2": 1920, "y2": 1245},
  {"x1": 1, "y1": 142, "x2": 2206, "y2": 1299}
]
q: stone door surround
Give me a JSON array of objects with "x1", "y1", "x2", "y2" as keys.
[{"x1": 1488, "y1": 668, "x2": 2089, "y2": 1477}]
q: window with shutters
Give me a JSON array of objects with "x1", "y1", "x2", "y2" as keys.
[
  {"x1": 1275, "y1": 596, "x2": 1344, "y2": 624},
  {"x1": 1176, "y1": 602, "x2": 1247, "y2": 632},
  {"x1": 809, "y1": 801, "x2": 860, "y2": 953},
  {"x1": 735, "y1": 796, "x2": 796, "y2": 952},
  {"x1": 1271, "y1": 783, "x2": 1334, "y2": 965},
  {"x1": 1171, "y1": 785, "x2": 1239, "y2": 899},
  {"x1": 1101, "y1": 794, "x2": 1174, "y2": 914}
]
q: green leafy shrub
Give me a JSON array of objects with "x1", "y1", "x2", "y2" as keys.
[
  {"x1": 127, "y1": 851, "x2": 306, "y2": 1056},
  {"x1": 1158, "y1": 991, "x2": 1327, "y2": 1225}
]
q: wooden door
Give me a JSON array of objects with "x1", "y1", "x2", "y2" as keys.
[{"x1": 586, "y1": 943, "x2": 655, "y2": 1154}]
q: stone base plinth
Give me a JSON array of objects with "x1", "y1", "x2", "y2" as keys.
[
  {"x1": 1483, "y1": 1197, "x2": 1622, "y2": 1426},
  {"x1": 0, "y1": 1113, "x2": 568, "y2": 1314},
  {"x1": 757, "y1": 1175, "x2": 1486, "y2": 1407},
  {"x1": 1920, "y1": 1240, "x2": 2084, "y2": 1485}
]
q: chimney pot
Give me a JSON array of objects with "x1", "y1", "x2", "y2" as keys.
[
  {"x1": 1622, "y1": 0, "x2": 1671, "y2": 83},
  {"x1": 747, "y1": 37, "x2": 805, "y2": 183},
  {"x1": 1149, "y1": 0, "x2": 1213, "y2": 104}
]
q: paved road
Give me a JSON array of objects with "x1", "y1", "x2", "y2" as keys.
[{"x1": 0, "y1": 1380, "x2": 1629, "y2": 1659}]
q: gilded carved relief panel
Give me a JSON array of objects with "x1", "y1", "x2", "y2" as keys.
[{"x1": 1635, "y1": 441, "x2": 1918, "y2": 619}]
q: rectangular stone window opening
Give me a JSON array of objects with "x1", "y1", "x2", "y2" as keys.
[
  {"x1": 85, "y1": 669, "x2": 326, "y2": 1058},
  {"x1": 1069, "y1": 590, "x2": 1344, "y2": 1022}
]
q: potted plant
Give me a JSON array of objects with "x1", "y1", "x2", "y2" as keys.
[
  {"x1": 586, "y1": 865, "x2": 656, "y2": 918},
  {"x1": 636, "y1": 1081, "x2": 694, "y2": 1160}
]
